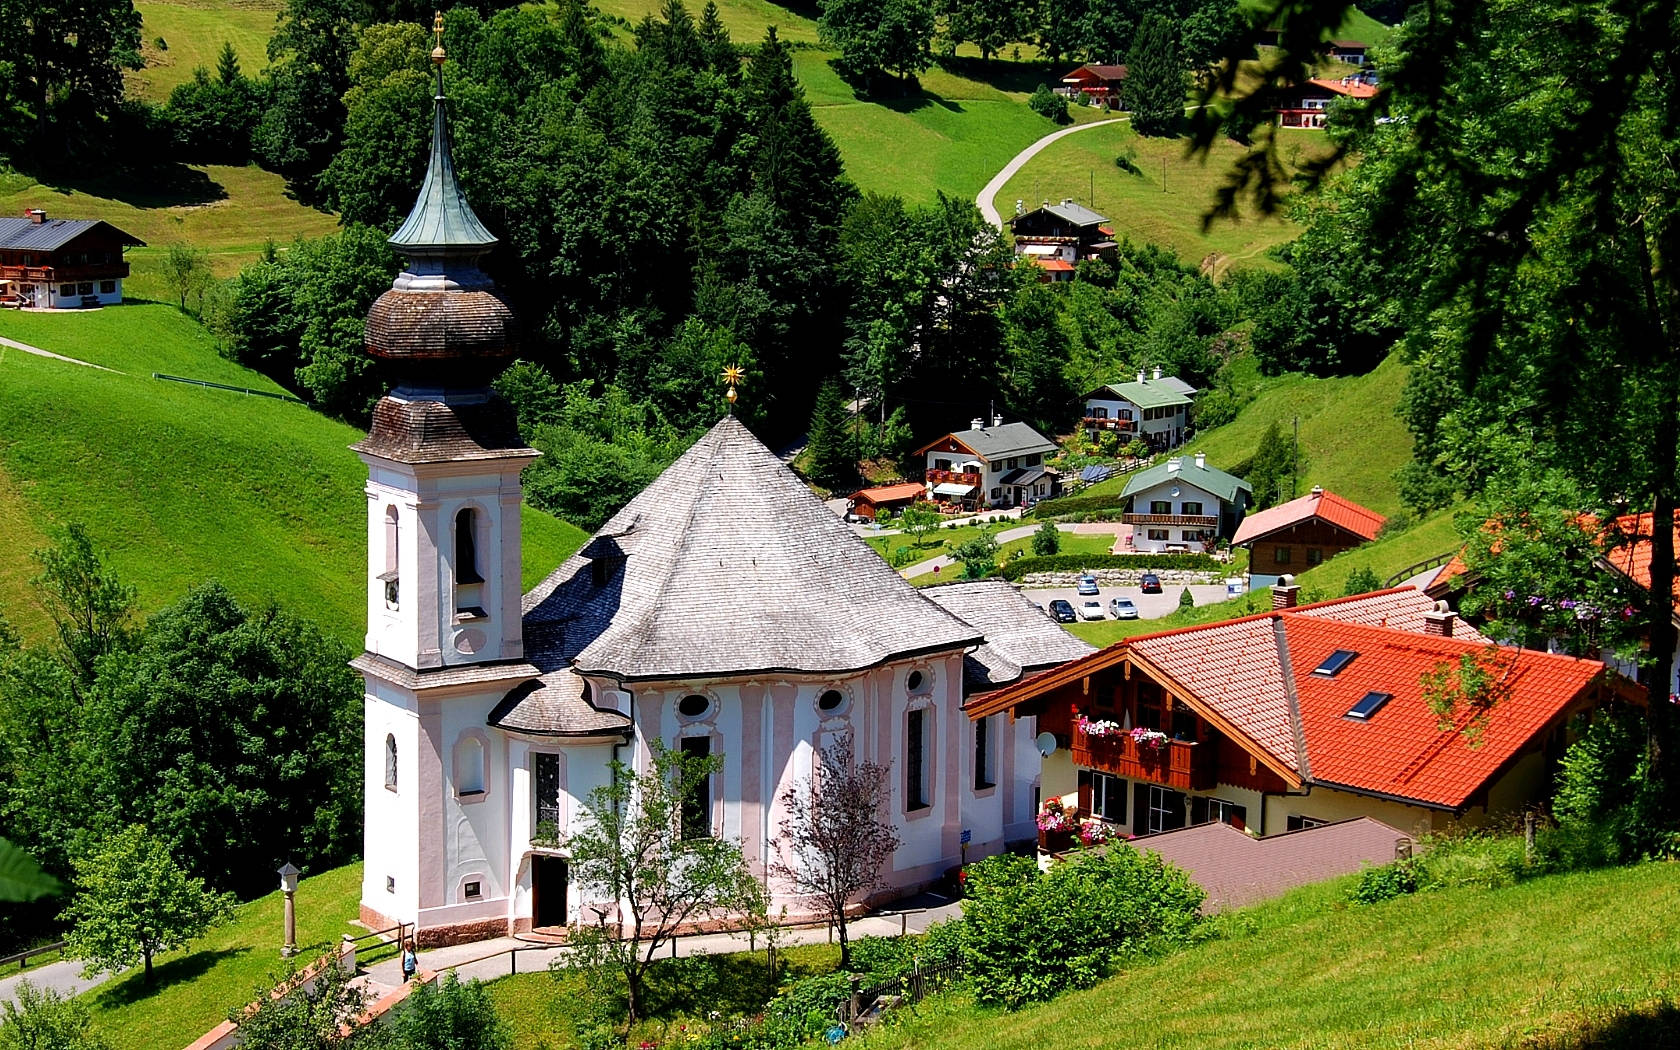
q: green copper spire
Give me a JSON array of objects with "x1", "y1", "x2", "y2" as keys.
[{"x1": 388, "y1": 12, "x2": 497, "y2": 253}]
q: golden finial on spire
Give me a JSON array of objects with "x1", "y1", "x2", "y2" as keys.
[
  {"x1": 431, "y1": 10, "x2": 446, "y2": 65},
  {"x1": 721, "y1": 364, "x2": 745, "y2": 413}
]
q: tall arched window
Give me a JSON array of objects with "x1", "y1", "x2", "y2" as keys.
[
  {"x1": 455, "y1": 508, "x2": 483, "y2": 584},
  {"x1": 381, "y1": 506, "x2": 400, "y2": 608},
  {"x1": 385, "y1": 734, "x2": 398, "y2": 791}
]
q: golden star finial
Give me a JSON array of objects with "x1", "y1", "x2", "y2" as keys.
[{"x1": 721, "y1": 365, "x2": 744, "y2": 413}]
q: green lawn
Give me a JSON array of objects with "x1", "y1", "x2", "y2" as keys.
[
  {"x1": 1294, "y1": 507, "x2": 1463, "y2": 594},
  {"x1": 588, "y1": 0, "x2": 819, "y2": 42},
  {"x1": 484, "y1": 943, "x2": 843, "y2": 1049},
  {"x1": 857, "y1": 859, "x2": 1680, "y2": 1050},
  {"x1": 128, "y1": 0, "x2": 280, "y2": 102},
  {"x1": 0, "y1": 305, "x2": 586, "y2": 644},
  {"x1": 1191, "y1": 352, "x2": 1413, "y2": 516},
  {"x1": 991, "y1": 122, "x2": 1335, "y2": 276},
  {"x1": 83, "y1": 861, "x2": 368, "y2": 1050},
  {"x1": 0, "y1": 164, "x2": 339, "y2": 303}
]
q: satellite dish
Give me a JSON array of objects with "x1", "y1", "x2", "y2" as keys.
[
  {"x1": 1035, "y1": 732, "x2": 1058, "y2": 758},
  {"x1": 1170, "y1": 485, "x2": 1181, "y2": 497}
]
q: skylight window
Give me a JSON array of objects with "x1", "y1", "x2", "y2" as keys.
[
  {"x1": 1312, "y1": 649, "x2": 1359, "y2": 677},
  {"x1": 1345, "y1": 691, "x2": 1393, "y2": 721}
]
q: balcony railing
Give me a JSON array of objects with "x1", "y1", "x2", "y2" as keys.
[
  {"x1": 925, "y1": 469, "x2": 981, "y2": 487},
  {"x1": 1072, "y1": 727, "x2": 1215, "y2": 791},
  {"x1": 1121, "y1": 513, "x2": 1219, "y2": 528},
  {"x1": 0, "y1": 263, "x2": 130, "y2": 282},
  {"x1": 1082, "y1": 417, "x2": 1137, "y2": 432}
]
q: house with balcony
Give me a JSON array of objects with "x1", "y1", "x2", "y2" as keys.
[
  {"x1": 965, "y1": 584, "x2": 1624, "y2": 848},
  {"x1": 1277, "y1": 75, "x2": 1379, "y2": 128},
  {"x1": 1008, "y1": 200, "x2": 1117, "y2": 283},
  {"x1": 1233, "y1": 485, "x2": 1386, "y2": 587},
  {"x1": 916, "y1": 418, "x2": 1060, "y2": 511},
  {"x1": 1058, "y1": 63, "x2": 1128, "y2": 106},
  {"x1": 0, "y1": 211, "x2": 145, "y2": 309},
  {"x1": 1081, "y1": 368, "x2": 1195, "y2": 448},
  {"x1": 1118, "y1": 453, "x2": 1250, "y2": 553}
]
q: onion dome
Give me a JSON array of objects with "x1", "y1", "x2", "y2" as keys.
[{"x1": 363, "y1": 14, "x2": 515, "y2": 391}]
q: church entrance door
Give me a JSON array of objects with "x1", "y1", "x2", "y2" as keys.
[{"x1": 532, "y1": 855, "x2": 568, "y2": 929}]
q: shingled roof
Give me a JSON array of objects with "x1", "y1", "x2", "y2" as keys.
[
  {"x1": 519, "y1": 416, "x2": 983, "y2": 683},
  {"x1": 924, "y1": 580, "x2": 1095, "y2": 693},
  {"x1": 914, "y1": 421, "x2": 1056, "y2": 462},
  {"x1": 0, "y1": 217, "x2": 145, "y2": 252}
]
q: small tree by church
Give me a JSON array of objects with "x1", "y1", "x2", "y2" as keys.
[
  {"x1": 558, "y1": 743, "x2": 757, "y2": 1023},
  {"x1": 769, "y1": 738, "x2": 899, "y2": 971},
  {"x1": 61, "y1": 825, "x2": 233, "y2": 982}
]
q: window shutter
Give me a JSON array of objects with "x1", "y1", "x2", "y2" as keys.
[
  {"x1": 1133, "y1": 782, "x2": 1149, "y2": 833},
  {"x1": 1076, "y1": 769, "x2": 1092, "y2": 813}
]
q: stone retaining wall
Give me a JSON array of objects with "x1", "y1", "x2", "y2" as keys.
[{"x1": 1019, "y1": 569, "x2": 1228, "y2": 587}]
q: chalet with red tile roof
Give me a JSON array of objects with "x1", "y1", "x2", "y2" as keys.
[
  {"x1": 1233, "y1": 485, "x2": 1385, "y2": 585},
  {"x1": 846, "y1": 482, "x2": 926, "y2": 522},
  {"x1": 1058, "y1": 63, "x2": 1128, "y2": 106},
  {"x1": 1277, "y1": 75, "x2": 1379, "y2": 128},
  {"x1": 970, "y1": 584, "x2": 1617, "y2": 846}
]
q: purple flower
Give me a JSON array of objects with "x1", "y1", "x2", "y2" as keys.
[
  {"x1": 1528, "y1": 595, "x2": 1543, "y2": 607},
  {"x1": 1504, "y1": 590, "x2": 1516, "y2": 600}
]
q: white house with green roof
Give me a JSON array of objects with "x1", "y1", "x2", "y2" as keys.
[
  {"x1": 1082, "y1": 368, "x2": 1195, "y2": 450},
  {"x1": 1118, "y1": 452, "x2": 1252, "y2": 553}
]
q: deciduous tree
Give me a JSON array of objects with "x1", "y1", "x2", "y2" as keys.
[{"x1": 769, "y1": 738, "x2": 899, "y2": 971}]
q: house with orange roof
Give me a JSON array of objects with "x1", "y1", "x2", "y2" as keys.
[
  {"x1": 967, "y1": 581, "x2": 1619, "y2": 848},
  {"x1": 1595, "y1": 511, "x2": 1680, "y2": 697},
  {"x1": 846, "y1": 482, "x2": 926, "y2": 522},
  {"x1": 1277, "y1": 75, "x2": 1379, "y2": 128},
  {"x1": 1233, "y1": 485, "x2": 1385, "y2": 586}
]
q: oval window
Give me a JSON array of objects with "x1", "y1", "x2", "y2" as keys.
[
  {"x1": 906, "y1": 670, "x2": 926, "y2": 693},
  {"x1": 817, "y1": 689, "x2": 846, "y2": 713},
  {"x1": 677, "y1": 694, "x2": 711, "y2": 719}
]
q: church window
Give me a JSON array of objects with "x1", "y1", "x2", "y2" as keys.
[
  {"x1": 973, "y1": 715, "x2": 994, "y2": 790},
  {"x1": 906, "y1": 670, "x2": 926, "y2": 693},
  {"x1": 385, "y1": 734, "x2": 398, "y2": 791},
  {"x1": 679, "y1": 736, "x2": 712, "y2": 839},
  {"x1": 533, "y1": 753, "x2": 561, "y2": 838},
  {"x1": 381, "y1": 506, "x2": 400, "y2": 608},
  {"x1": 816, "y1": 689, "x2": 847, "y2": 714},
  {"x1": 906, "y1": 708, "x2": 929, "y2": 811},
  {"x1": 464, "y1": 881, "x2": 481, "y2": 899},
  {"x1": 676, "y1": 694, "x2": 711, "y2": 720},
  {"x1": 455, "y1": 736, "x2": 485, "y2": 796},
  {"x1": 455, "y1": 508, "x2": 483, "y2": 584}
]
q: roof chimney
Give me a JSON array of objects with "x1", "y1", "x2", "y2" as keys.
[
  {"x1": 1423, "y1": 600, "x2": 1456, "y2": 637},
  {"x1": 25, "y1": 209, "x2": 45, "y2": 224},
  {"x1": 1194, "y1": 451, "x2": 1206, "y2": 469},
  {"x1": 1272, "y1": 573, "x2": 1300, "y2": 609},
  {"x1": 1137, "y1": 369, "x2": 1146, "y2": 383},
  {"x1": 992, "y1": 413, "x2": 1003, "y2": 428},
  {"x1": 971, "y1": 417, "x2": 985, "y2": 431},
  {"x1": 1153, "y1": 366, "x2": 1162, "y2": 380},
  {"x1": 1310, "y1": 485, "x2": 1323, "y2": 497},
  {"x1": 1166, "y1": 457, "x2": 1181, "y2": 473},
  {"x1": 1062, "y1": 197, "x2": 1075, "y2": 206}
]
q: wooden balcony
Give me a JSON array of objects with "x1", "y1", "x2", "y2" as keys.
[
  {"x1": 925, "y1": 469, "x2": 981, "y2": 487},
  {"x1": 1072, "y1": 727, "x2": 1215, "y2": 791},
  {"x1": 0, "y1": 263, "x2": 129, "y2": 282},
  {"x1": 1122, "y1": 513, "x2": 1219, "y2": 528},
  {"x1": 1082, "y1": 417, "x2": 1137, "y2": 432}
]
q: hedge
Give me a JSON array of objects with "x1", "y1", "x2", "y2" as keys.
[
  {"x1": 995, "y1": 553, "x2": 1223, "y2": 580},
  {"x1": 1025, "y1": 493, "x2": 1124, "y2": 519}
]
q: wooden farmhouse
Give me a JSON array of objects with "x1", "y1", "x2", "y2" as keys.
[
  {"x1": 0, "y1": 211, "x2": 145, "y2": 309},
  {"x1": 1008, "y1": 199, "x2": 1117, "y2": 282},
  {"x1": 847, "y1": 482, "x2": 926, "y2": 522},
  {"x1": 1058, "y1": 63, "x2": 1128, "y2": 106},
  {"x1": 1328, "y1": 39, "x2": 1371, "y2": 65},
  {"x1": 916, "y1": 418, "x2": 1061, "y2": 511},
  {"x1": 966, "y1": 585, "x2": 1625, "y2": 845},
  {"x1": 1233, "y1": 485, "x2": 1385, "y2": 585},
  {"x1": 1276, "y1": 76, "x2": 1379, "y2": 128}
]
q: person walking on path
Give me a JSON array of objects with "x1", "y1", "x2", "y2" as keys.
[{"x1": 401, "y1": 941, "x2": 418, "y2": 982}]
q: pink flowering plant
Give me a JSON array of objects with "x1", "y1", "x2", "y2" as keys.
[
  {"x1": 1037, "y1": 797, "x2": 1078, "y2": 833},
  {"x1": 1129, "y1": 727, "x2": 1169, "y2": 750},
  {"x1": 1077, "y1": 820, "x2": 1117, "y2": 847},
  {"x1": 1074, "y1": 714, "x2": 1123, "y2": 738}
]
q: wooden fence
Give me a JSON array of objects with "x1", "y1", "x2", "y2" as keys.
[
  {"x1": 0, "y1": 940, "x2": 65, "y2": 970},
  {"x1": 841, "y1": 956, "x2": 964, "y2": 1025}
]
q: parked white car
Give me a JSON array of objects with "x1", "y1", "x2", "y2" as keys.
[{"x1": 1078, "y1": 600, "x2": 1106, "y2": 621}]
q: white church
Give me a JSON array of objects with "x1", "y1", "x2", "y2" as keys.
[{"x1": 353, "y1": 44, "x2": 1090, "y2": 946}]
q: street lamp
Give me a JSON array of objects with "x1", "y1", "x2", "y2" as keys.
[{"x1": 278, "y1": 862, "x2": 301, "y2": 958}]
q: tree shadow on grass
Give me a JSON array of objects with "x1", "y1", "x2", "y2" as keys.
[
  {"x1": 826, "y1": 58, "x2": 960, "y2": 112},
  {"x1": 85, "y1": 946, "x2": 249, "y2": 1010},
  {"x1": 24, "y1": 162, "x2": 228, "y2": 210},
  {"x1": 933, "y1": 55, "x2": 1064, "y2": 96},
  {"x1": 1550, "y1": 999, "x2": 1680, "y2": 1049}
]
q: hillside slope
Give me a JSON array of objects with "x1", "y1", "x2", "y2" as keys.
[
  {"x1": 0, "y1": 306, "x2": 585, "y2": 644},
  {"x1": 860, "y1": 860, "x2": 1680, "y2": 1050}
]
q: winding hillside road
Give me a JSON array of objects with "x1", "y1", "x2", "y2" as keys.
[{"x1": 975, "y1": 117, "x2": 1127, "y2": 228}]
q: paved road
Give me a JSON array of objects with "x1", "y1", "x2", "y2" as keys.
[
  {"x1": 0, "y1": 335, "x2": 121, "y2": 372},
  {"x1": 0, "y1": 956, "x2": 109, "y2": 1007},
  {"x1": 1025, "y1": 582, "x2": 1233, "y2": 624},
  {"x1": 975, "y1": 118, "x2": 1127, "y2": 228}
]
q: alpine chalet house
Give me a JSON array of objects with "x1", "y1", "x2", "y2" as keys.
[
  {"x1": 846, "y1": 482, "x2": 926, "y2": 522},
  {"x1": 0, "y1": 211, "x2": 145, "y2": 308},
  {"x1": 917, "y1": 417, "x2": 1060, "y2": 511},
  {"x1": 1081, "y1": 367, "x2": 1195, "y2": 448},
  {"x1": 1276, "y1": 75, "x2": 1379, "y2": 128},
  {"x1": 1008, "y1": 199, "x2": 1117, "y2": 282},
  {"x1": 354, "y1": 35, "x2": 1086, "y2": 945},
  {"x1": 1058, "y1": 63, "x2": 1127, "y2": 106},
  {"x1": 967, "y1": 585, "x2": 1621, "y2": 843},
  {"x1": 1119, "y1": 452, "x2": 1250, "y2": 553},
  {"x1": 1233, "y1": 486, "x2": 1386, "y2": 586}
]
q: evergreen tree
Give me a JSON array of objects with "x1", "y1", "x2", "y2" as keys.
[
  {"x1": 213, "y1": 41, "x2": 241, "y2": 85},
  {"x1": 696, "y1": 1, "x2": 737, "y2": 79},
  {"x1": 805, "y1": 379, "x2": 856, "y2": 490},
  {"x1": 1002, "y1": 283, "x2": 1075, "y2": 434},
  {"x1": 1245, "y1": 420, "x2": 1298, "y2": 509},
  {"x1": 1123, "y1": 14, "x2": 1184, "y2": 137}
]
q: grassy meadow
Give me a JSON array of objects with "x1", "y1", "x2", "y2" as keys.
[
  {"x1": 0, "y1": 164, "x2": 339, "y2": 303},
  {"x1": 128, "y1": 0, "x2": 281, "y2": 102},
  {"x1": 0, "y1": 305, "x2": 586, "y2": 645},
  {"x1": 856, "y1": 859, "x2": 1680, "y2": 1050},
  {"x1": 82, "y1": 861, "x2": 370, "y2": 1050},
  {"x1": 991, "y1": 121, "x2": 1336, "y2": 275}
]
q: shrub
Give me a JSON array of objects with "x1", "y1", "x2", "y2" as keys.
[
  {"x1": 1178, "y1": 586, "x2": 1195, "y2": 610},
  {"x1": 1032, "y1": 522, "x2": 1061, "y2": 556},
  {"x1": 1347, "y1": 858, "x2": 1422, "y2": 904},
  {"x1": 389, "y1": 973, "x2": 511, "y2": 1050},
  {"x1": 1028, "y1": 84, "x2": 1069, "y2": 124},
  {"x1": 1343, "y1": 566, "x2": 1382, "y2": 595},
  {"x1": 963, "y1": 847, "x2": 1202, "y2": 1009},
  {"x1": 1026, "y1": 493, "x2": 1121, "y2": 519},
  {"x1": 996, "y1": 553, "x2": 1221, "y2": 580}
]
